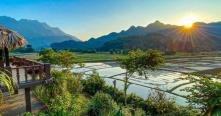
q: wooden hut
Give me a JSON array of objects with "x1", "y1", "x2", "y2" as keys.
[{"x1": 0, "y1": 26, "x2": 52, "y2": 112}]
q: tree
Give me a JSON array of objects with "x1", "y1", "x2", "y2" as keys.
[
  {"x1": 25, "y1": 45, "x2": 35, "y2": 53},
  {"x1": 183, "y1": 75, "x2": 221, "y2": 116},
  {"x1": 116, "y1": 49, "x2": 164, "y2": 105},
  {"x1": 12, "y1": 44, "x2": 35, "y2": 53},
  {"x1": 38, "y1": 48, "x2": 56, "y2": 64},
  {"x1": 55, "y1": 50, "x2": 82, "y2": 69},
  {"x1": 38, "y1": 49, "x2": 83, "y2": 70}
]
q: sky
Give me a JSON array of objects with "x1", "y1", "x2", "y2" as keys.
[{"x1": 0, "y1": 0, "x2": 220, "y2": 41}]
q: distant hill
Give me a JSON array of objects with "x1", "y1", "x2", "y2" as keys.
[
  {"x1": 53, "y1": 20, "x2": 221, "y2": 52},
  {"x1": 99, "y1": 33, "x2": 172, "y2": 51},
  {"x1": 0, "y1": 16, "x2": 80, "y2": 49},
  {"x1": 85, "y1": 21, "x2": 176, "y2": 48},
  {"x1": 100, "y1": 22, "x2": 221, "y2": 52},
  {"x1": 51, "y1": 40, "x2": 89, "y2": 50}
]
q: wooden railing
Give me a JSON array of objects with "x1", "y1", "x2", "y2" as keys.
[
  {"x1": 6, "y1": 57, "x2": 52, "y2": 88},
  {"x1": 2, "y1": 57, "x2": 53, "y2": 112}
]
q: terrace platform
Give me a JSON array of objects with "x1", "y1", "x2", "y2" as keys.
[
  {"x1": 0, "y1": 89, "x2": 45, "y2": 115},
  {"x1": 0, "y1": 56, "x2": 52, "y2": 113}
]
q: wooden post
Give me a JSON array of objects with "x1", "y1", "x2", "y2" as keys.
[
  {"x1": 113, "y1": 80, "x2": 116, "y2": 97},
  {"x1": 4, "y1": 47, "x2": 10, "y2": 67},
  {"x1": 32, "y1": 67, "x2": 35, "y2": 81},
  {"x1": 16, "y1": 68, "x2": 20, "y2": 84},
  {"x1": 25, "y1": 87, "x2": 32, "y2": 112},
  {"x1": 0, "y1": 49, "x2": 3, "y2": 67},
  {"x1": 113, "y1": 80, "x2": 116, "y2": 89},
  {"x1": 15, "y1": 68, "x2": 20, "y2": 94},
  {"x1": 24, "y1": 67, "x2": 28, "y2": 82},
  {"x1": 39, "y1": 66, "x2": 43, "y2": 79},
  {"x1": 44, "y1": 63, "x2": 51, "y2": 78}
]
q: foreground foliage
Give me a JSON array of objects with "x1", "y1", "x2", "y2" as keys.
[
  {"x1": 38, "y1": 48, "x2": 83, "y2": 69},
  {"x1": 116, "y1": 49, "x2": 165, "y2": 105},
  {"x1": 32, "y1": 70, "x2": 197, "y2": 116},
  {"x1": 31, "y1": 49, "x2": 199, "y2": 115},
  {"x1": 183, "y1": 75, "x2": 221, "y2": 116},
  {"x1": 0, "y1": 71, "x2": 14, "y2": 104},
  {"x1": 87, "y1": 92, "x2": 119, "y2": 116}
]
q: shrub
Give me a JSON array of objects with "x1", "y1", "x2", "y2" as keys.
[
  {"x1": 102, "y1": 85, "x2": 124, "y2": 103},
  {"x1": 34, "y1": 85, "x2": 50, "y2": 103},
  {"x1": 66, "y1": 73, "x2": 84, "y2": 94},
  {"x1": 134, "y1": 108, "x2": 146, "y2": 116},
  {"x1": 143, "y1": 90, "x2": 198, "y2": 115},
  {"x1": 45, "y1": 70, "x2": 69, "y2": 98},
  {"x1": 24, "y1": 112, "x2": 48, "y2": 116},
  {"x1": 121, "y1": 106, "x2": 146, "y2": 116},
  {"x1": 83, "y1": 72, "x2": 105, "y2": 95},
  {"x1": 0, "y1": 71, "x2": 14, "y2": 104},
  {"x1": 127, "y1": 93, "x2": 145, "y2": 108},
  {"x1": 87, "y1": 92, "x2": 119, "y2": 116},
  {"x1": 71, "y1": 94, "x2": 89, "y2": 115},
  {"x1": 34, "y1": 70, "x2": 84, "y2": 103},
  {"x1": 33, "y1": 70, "x2": 70, "y2": 103},
  {"x1": 144, "y1": 90, "x2": 178, "y2": 114},
  {"x1": 183, "y1": 75, "x2": 221, "y2": 115},
  {"x1": 48, "y1": 92, "x2": 72, "y2": 113}
]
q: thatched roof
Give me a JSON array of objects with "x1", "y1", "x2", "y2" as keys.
[{"x1": 0, "y1": 26, "x2": 27, "y2": 50}]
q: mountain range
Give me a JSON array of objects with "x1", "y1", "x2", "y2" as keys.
[
  {"x1": 1, "y1": 16, "x2": 221, "y2": 52},
  {"x1": 52, "y1": 21, "x2": 221, "y2": 52},
  {"x1": 0, "y1": 16, "x2": 80, "y2": 49}
]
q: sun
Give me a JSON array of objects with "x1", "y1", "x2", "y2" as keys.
[{"x1": 180, "y1": 15, "x2": 198, "y2": 28}]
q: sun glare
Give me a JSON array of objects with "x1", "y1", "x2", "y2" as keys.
[{"x1": 180, "y1": 15, "x2": 198, "y2": 28}]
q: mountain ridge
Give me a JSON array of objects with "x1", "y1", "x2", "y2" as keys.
[
  {"x1": 0, "y1": 16, "x2": 80, "y2": 49},
  {"x1": 52, "y1": 21, "x2": 221, "y2": 52},
  {"x1": 85, "y1": 20, "x2": 176, "y2": 48}
]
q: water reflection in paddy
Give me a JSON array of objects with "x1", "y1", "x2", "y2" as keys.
[{"x1": 71, "y1": 58, "x2": 221, "y2": 106}]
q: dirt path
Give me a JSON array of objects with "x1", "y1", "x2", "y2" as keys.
[{"x1": 0, "y1": 89, "x2": 45, "y2": 116}]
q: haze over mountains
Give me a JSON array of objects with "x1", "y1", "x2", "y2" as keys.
[
  {"x1": 0, "y1": 16, "x2": 80, "y2": 49},
  {"x1": 52, "y1": 20, "x2": 221, "y2": 52},
  {"x1": 1, "y1": 16, "x2": 221, "y2": 52}
]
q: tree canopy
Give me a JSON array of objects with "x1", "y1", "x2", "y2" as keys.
[
  {"x1": 117, "y1": 49, "x2": 165, "y2": 77},
  {"x1": 38, "y1": 48, "x2": 83, "y2": 69},
  {"x1": 183, "y1": 75, "x2": 221, "y2": 115}
]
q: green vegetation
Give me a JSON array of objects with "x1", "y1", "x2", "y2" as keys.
[
  {"x1": 10, "y1": 53, "x2": 39, "y2": 60},
  {"x1": 75, "y1": 52, "x2": 124, "y2": 62},
  {"x1": 38, "y1": 48, "x2": 83, "y2": 69},
  {"x1": 26, "y1": 49, "x2": 199, "y2": 115},
  {"x1": 31, "y1": 70, "x2": 197, "y2": 115},
  {"x1": 116, "y1": 49, "x2": 165, "y2": 105},
  {"x1": 87, "y1": 92, "x2": 118, "y2": 115},
  {"x1": 19, "y1": 49, "x2": 221, "y2": 115},
  {"x1": 83, "y1": 71, "x2": 105, "y2": 95},
  {"x1": 0, "y1": 71, "x2": 14, "y2": 104},
  {"x1": 183, "y1": 75, "x2": 221, "y2": 116},
  {"x1": 12, "y1": 45, "x2": 35, "y2": 53},
  {"x1": 37, "y1": 48, "x2": 124, "y2": 63}
]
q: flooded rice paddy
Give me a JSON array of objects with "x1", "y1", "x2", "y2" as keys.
[{"x1": 70, "y1": 57, "x2": 221, "y2": 106}]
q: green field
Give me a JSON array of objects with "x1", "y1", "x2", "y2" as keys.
[
  {"x1": 11, "y1": 52, "x2": 124, "y2": 62},
  {"x1": 75, "y1": 53, "x2": 124, "y2": 62},
  {"x1": 10, "y1": 51, "x2": 221, "y2": 63}
]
